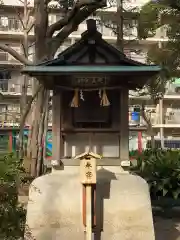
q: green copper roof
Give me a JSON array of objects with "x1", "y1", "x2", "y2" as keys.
[{"x1": 22, "y1": 65, "x2": 161, "y2": 75}]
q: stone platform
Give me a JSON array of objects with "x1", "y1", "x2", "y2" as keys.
[{"x1": 25, "y1": 167, "x2": 155, "y2": 240}]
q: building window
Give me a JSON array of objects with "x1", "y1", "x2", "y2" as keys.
[
  {"x1": 0, "y1": 16, "x2": 8, "y2": 27},
  {"x1": 0, "y1": 71, "x2": 11, "y2": 92},
  {"x1": 0, "y1": 16, "x2": 21, "y2": 31},
  {"x1": 0, "y1": 70, "x2": 11, "y2": 79}
]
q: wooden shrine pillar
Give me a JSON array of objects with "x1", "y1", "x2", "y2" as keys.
[
  {"x1": 52, "y1": 90, "x2": 63, "y2": 164},
  {"x1": 120, "y1": 88, "x2": 129, "y2": 161}
]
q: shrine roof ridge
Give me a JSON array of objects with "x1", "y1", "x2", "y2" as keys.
[
  {"x1": 21, "y1": 19, "x2": 161, "y2": 90},
  {"x1": 24, "y1": 19, "x2": 154, "y2": 68},
  {"x1": 22, "y1": 65, "x2": 161, "y2": 74}
]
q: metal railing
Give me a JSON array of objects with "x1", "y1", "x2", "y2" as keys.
[
  {"x1": 0, "y1": 52, "x2": 8, "y2": 61},
  {"x1": 146, "y1": 139, "x2": 180, "y2": 149},
  {"x1": 0, "y1": 51, "x2": 22, "y2": 64},
  {"x1": 129, "y1": 108, "x2": 180, "y2": 125},
  {"x1": 0, "y1": 15, "x2": 137, "y2": 40},
  {"x1": 166, "y1": 83, "x2": 180, "y2": 95},
  {"x1": 0, "y1": 16, "x2": 34, "y2": 35},
  {"x1": 165, "y1": 111, "x2": 180, "y2": 124},
  {"x1": 0, "y1": 17, "x2": 22, "y2": 32},
  {"x1": 0, "y1": 15, "x2": 168, "y2": 45}
]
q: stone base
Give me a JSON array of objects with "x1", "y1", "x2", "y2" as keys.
[{"x1": 25, "y1": 166, "x2": 155, "y2": 240}]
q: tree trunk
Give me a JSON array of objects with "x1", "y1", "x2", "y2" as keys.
[
  {"x1": 18, "y1": 83, "x2": 42, "y2": 159},
  {"x1": 42, "y1": 91, "x2": 49, "y2": 174},
  {"x1": 36, "y1": 105, "x2": 45, "y2": 176},
  {"x1": 29, "y1": 0, "x2": 49, "y2": 176},
  {"x1": 141, "y1": 104, "x2": 156, "y2": 149},
  {"x1": 150, "y1": 131, "x2": 155, "y2": 148},
  {"x1": 30, "y1": 87, "x2": 45, "y2": 176},
  {"x1": 36, "y1": 90, "x2": 49, "y2": 176},
  {"x1": 19, "y1": 0, "x2": 31, "y2": 159},
  {"x1": 26, "y1": 123, "x2": 33, "y2": 159}
]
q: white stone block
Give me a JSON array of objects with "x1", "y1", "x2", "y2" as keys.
[{"x1": 25, "y1": 167, "x2": 155, "y2": 240}]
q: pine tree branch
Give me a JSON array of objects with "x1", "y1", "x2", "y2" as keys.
[
  {"x1": 14, "y1": 6, "x2": 26, "y2": 30},
  {"x1": 28, "y1": 42, "x2": 36, "y2": 48},
  {"x1": 168, "y1": 2, "x2": 180, "y2": 11},
  {"x1": 0, "y1": 44, "x2": 33, "y2": 65},
  {"x1": 27, "y1": 18, "x2": 35, "y2": 33},
  {"x1": 20, "y1": 84, "x2": 43, "y2": 130},
  {"x1": 18, "y1": 0, "x2": 25, "y2": 4},
  {"x1": 47, "y1": 0, "x2": 103, "y2": 37},
  {"x1": 49, "y1": 2, "x2": 105, "y2": 55},
  {"x1": 45, "y1": 0, "x2": 52, "y2": 4},
  {"x1": 27, "y1": 9, "x2": 33, "y2": 24}
]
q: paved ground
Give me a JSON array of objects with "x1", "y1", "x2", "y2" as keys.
[
  {"x1": 18, "y1": 195, "x2": 28, "y2": 206},
  {"x1": 154, "y1": 216, "x2": 180, "y2": 240}
]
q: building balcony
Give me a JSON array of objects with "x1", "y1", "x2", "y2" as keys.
[
  {"x1": 0, "y1": 79, "x2": 32, "y2": 96},
  {"x1": 0, "y1": 16, "x2": 34, "y2": 39},
  {"x1": 163, "y1": 109, "x2": 180, "y2": 126},
  {"x1": 129, "y1": 106, "x2": 180, "y2": 129},
  {"x1": 130, "y1": 95, "x2": 180, "y2": 102},
  {"x1": 0, "y1": 14, "x2": 169, "y2": 45}
]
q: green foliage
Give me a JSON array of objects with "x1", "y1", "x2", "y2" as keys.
[
  {"x1": 135, "y1": 1, "x2": 177, "y2": 100},
  {"x1": 129, "y1": 149, "x2": 140, "y2": 158},
  {"x1": 140, "y1": 71, "x2": 170, "y2": 101},
  {"x1": 139, "y1": 0, "x2": 180, "y2": 78},
  {"x1": 165, "y1": 0, "x2": 180, "y2": 11},
  {"x1": 138, "y1": 2, "x2": 166, "y2": 39},
  {"x1": 0, "y1": 153, "x2": 26, "y2": 239},
  {"x1": 132, "y1": 149, "x2": 180, "y2": 200}
]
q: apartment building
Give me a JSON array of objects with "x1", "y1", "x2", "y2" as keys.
[{"x1": 0, "y1": 1, "x2": 179, "y2": 150}]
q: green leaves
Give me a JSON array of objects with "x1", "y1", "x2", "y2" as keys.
[
  {"x1": 132, "y1": 149, "x2": 180, "y2": 199},
  {"x1": 138, "y1": 1, "x2": 169, "y2": 39},
  {"x1": 139, "y1": 0, "x2": 180, "y2": 78},
  {"x1": 165, "y1": 0, "x2": 180, "y2": 11},
  {"x1": 0, "y1": 153, "x2": 26, "y2": 239},
  {"x1": 172, "y1": 189, "x2": 180, "y2": 199}
]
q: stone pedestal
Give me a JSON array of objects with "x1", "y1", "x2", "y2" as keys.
[{"x1": 25, "y1": 167, "x2": 155, "y2": 240}]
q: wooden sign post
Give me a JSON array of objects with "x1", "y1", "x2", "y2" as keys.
[{"x1": 75, "y1": 152, "x2": 101, "y2": 240}]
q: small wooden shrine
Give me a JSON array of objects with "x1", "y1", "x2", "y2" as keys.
[{"x1": 22, "y1": 19, "x2": 161, "y2": 166}]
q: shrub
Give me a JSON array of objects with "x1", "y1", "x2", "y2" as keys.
[
  {"x1": 129, "y1": 150, "x2": 140, "y2": 159},
  {"x1": 0, "y1": 153, "x2": 26, "y2": 239},
  {"x1": 131, "y1": 149, "x2": 180, "y2": 200}
]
